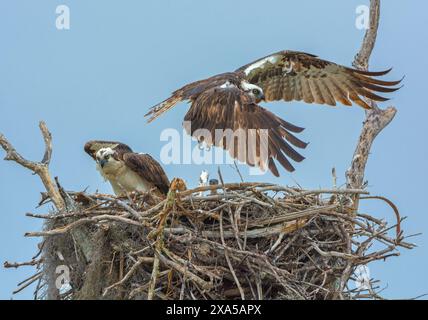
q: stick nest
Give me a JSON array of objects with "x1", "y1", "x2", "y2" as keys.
[{"x1": 5, "y1": 180, "x2": 414, "y2": 300}]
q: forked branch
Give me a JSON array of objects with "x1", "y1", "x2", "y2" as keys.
[{"x1": 0, "y1": 121, "x2": 65, "y2": 211}]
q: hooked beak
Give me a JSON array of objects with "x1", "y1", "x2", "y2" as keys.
[
  {"x1": 99, "y1": 159, "x2": 107, "y2": 168},
  {"x1": 260, "y1": 93, "x2": 266, "y2": 101}
]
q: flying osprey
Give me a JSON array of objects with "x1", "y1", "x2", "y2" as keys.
[
  {"x1": 145, "y1": 50, "x2": 401, "y2": 176},
  {"x1": 84, "y1": 140, "x2": 170, "y2": 196}
]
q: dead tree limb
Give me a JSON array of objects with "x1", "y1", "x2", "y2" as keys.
[
  {"x1": 1, "y1": 121, "x2": 95, "y2": 299},
  {"x1": 0, "y1": 121, "x2": 65, "y2": 211},
  {"x1": 346, "y1": 0, "x2": 397, "y2": 206},
  {"x1": 353, "y1": 0, "x2": 380, "y2": 71}
]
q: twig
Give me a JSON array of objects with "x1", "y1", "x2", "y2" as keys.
[
  {"x1": 102, "y1": 257, "x2": 152, "y2": 297},
  {"x1": 25, "y1": 214, "x2": 141, "y2": 237},
  {"x1": 4, "y1": 259, "x2": 43, "y2": 268},
  {"x1": 13, "y1": 272, "x2": 43, "y2": 295},
  {"x1": 360, "y1": 195, "x2": 402, "y2": 238},
  {"x1": 219, "y1": 210, "x2": 245, "y2": 300}
]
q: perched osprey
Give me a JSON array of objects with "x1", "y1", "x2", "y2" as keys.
[
  {"x1": 145, "y1": 50, "x2": 401, "y2": 176},
  {"x1": 84, "y1": 140, "x2": 170, "y2": 196}
]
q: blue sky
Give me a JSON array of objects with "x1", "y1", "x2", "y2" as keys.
[{"x1": 0, "y1": 0, "x2": 427, "y2": 299}]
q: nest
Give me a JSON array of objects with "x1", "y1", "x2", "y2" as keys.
[{"x1": 5, "y1": 179, "x2": 414, "y2": 300}]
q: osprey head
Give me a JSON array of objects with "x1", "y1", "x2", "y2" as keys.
[
  {"x1": 240, "y1": 81, "x2": 265, "y2": 102},
  {"x1": 95, "y1": 147, "x2": 116, "y2": 169}
]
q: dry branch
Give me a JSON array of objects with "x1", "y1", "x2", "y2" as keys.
[
  {"x1": 5, "y1": 183, "x2": 414, "y2": 300},
  {"x1": 346, "y1": 0, "x2": 397, "y2": 198},
  {"x1": 0, "y1": 121, "x2": 65, "y2": 211},
  {"x1": 1, "y1": 121, "x2": 95, "y2": 287}
]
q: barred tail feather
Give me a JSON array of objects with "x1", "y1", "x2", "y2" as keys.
[{"x1": 145, "y1": 95, "x2": 182, "y2": 123}]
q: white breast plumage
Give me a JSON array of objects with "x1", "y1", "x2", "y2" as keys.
[{"x1": 115, "y1": 167, "x2": 152, "y2": 193}]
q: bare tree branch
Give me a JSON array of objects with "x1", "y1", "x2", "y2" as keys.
[
  {"x1": 353, "y1": 0, "x2": 381, "y2": 71},
  {"x1": 0, "y1": 121, "x2": 65, "y2": 210},
  {"x1": 346, "y1": 0, "x2": 398, "y2": 201}
]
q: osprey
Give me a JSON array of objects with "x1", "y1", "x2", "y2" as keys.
[
  {"x1": 84, "y1": 140, "x2": 170, "y2": 196},
  {"x1": 145, "y1": 50, "x2": 401, "y2": 176},
  {"x1": 198, "y1": 170, "x2": 209, "y2": 196}
]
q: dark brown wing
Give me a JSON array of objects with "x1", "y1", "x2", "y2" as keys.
[
  {"x1": 237, "y1": 50, "x2": 402, "y2": 109},
  {"x1": 183, "y1": 86, "x2": 308, "y2": 177},
  {"x1": 123, "y1": 153, "x2": 170, "y2": 195},
  {"x1": 145, "y1": 72, "x2": 240, "y2": 123},
  {"x1": 84, "y1": 140, "x2": 133, "y2": 160}
]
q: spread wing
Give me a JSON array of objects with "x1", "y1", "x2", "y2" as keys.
[
  {"x1": 84, "y1": 140, "x2": 133, "y2": 160},
  {"x1": 237, "y1": 50, "x2": 402, "y2": 109},
  {"x1": 123, "y1": 153, "x2": 170, "y2": 195},
  {"x1": 144, "y1": 73, "x2": 237, "y2": 123},
  {"x1": 183, "y1": 86, "x2": 308, "y2": 176}
]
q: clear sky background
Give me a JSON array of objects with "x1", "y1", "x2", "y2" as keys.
[{"x1": 0, "y1": 0, "x2": 426, "y2": 299}]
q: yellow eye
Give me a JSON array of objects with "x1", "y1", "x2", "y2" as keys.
[{"x1": 252, "y1": 89, "x2": 259, "y2": 95}]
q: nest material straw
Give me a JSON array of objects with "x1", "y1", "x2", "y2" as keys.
[{"x1": 6, "y1": 180, "x2": 414, "y2": 300}]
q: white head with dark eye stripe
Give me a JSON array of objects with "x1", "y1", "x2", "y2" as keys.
[
  {"x1": 240, "y1": 81, "x2": 265, "y2": 102},
  {"x1": 95, "y1": 148, "x2": 116, "y2": 169}
]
